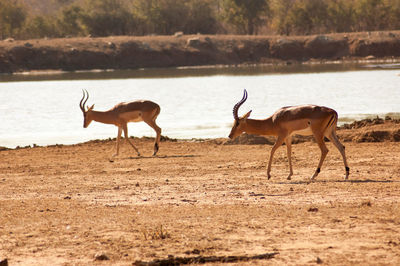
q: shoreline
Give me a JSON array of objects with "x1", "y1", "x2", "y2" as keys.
[
  {"x1": 4, "y1": 57, "x2": 400, "y2": 76},
  {"x1": 1, "y1": 31, "x2": 400, "y2": 73}
]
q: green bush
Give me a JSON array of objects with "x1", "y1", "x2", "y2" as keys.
[
  {"x1": 79, "y1": 0, "x2": 136, "y2": 36},
  {"x1": 221, "y1": 0, "x2": 270, "y2": 34},
  {"x1": 22, "y1": 15, "x2": 60, "y2": 39}
]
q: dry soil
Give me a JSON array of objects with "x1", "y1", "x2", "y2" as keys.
[{"x1": 1, "y1": 121, "x2": 400, "y2": 265}]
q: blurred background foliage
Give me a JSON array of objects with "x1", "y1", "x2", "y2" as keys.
[{"x1": 1, "y1": 0, "x2": 400, "y2": 39}]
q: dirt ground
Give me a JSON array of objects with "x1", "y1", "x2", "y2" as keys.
[{"x1": 1, "y1": 120, "x2": 400, "y2": 265}]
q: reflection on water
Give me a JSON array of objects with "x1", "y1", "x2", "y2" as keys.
[
  {"x1": 0, "y1": 62, "x2": 399, "y2": 148},
  {"x1": 2, "y1": 61, "x2": 400, "y2": 82}
]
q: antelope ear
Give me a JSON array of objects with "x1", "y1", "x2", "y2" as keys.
[
  {"x1": 88, "y1": 104, "x2": 95, "y2": 111},
  {"x1": 243, "y1": 110, "x2": 252, "y2": 120}
]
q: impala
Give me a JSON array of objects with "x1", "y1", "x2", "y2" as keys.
[
  {"x1": 79, "y1": 90, "x2": 161, "y2": 159},
  {"x1": 229, "y1": 89, "x2": 349, "y2": 181}
]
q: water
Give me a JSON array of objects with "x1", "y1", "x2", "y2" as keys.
[{"x1": 1, "y1": 63, "x2": 399, "y2": 148}]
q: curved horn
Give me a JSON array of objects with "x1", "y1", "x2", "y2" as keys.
[
  {"x1": 232, "y1": 89, "x2": 248, "y2": 120},
  {"x1": 79, "y1": 89, "x2": 89, "y2": 112}
]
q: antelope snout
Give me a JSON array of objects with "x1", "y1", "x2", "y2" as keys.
[{"x1": 228, "y1": 129, "x2": 239, "y2": 139}]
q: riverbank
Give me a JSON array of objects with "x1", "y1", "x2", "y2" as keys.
[
  {"x1": 1, "y1": 118, "x2": 400, "y2": 265},
  {"x1": 1, "y1": 31, "x2": 400, "y2": 73}
]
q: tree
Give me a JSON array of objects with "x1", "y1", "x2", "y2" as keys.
[
  {"x1": 22, "y1": 15, "x2": 59, "y2": 38},
  {"x1": 386, "y1": 0, "x2": 400, "y2": 30},
  {"x1": 80, "y1": 0, "x2": 136, "y2": 36},
  {"x1": 134, "y1": 0, "x2": 189, "y2": 35},
  {"x1": 354, "y1": 0, "x2": 390, "y2": 31},
  {"x1": 286, "y1": 0, "x2": 328, "y2": 34},
  {"x1": 185, "y1": 0, "x2": 219, "y2": 34},
  {"x1": 0, "y1": 0, "x2": 26, "y2": 39},
  {"x1": 222, "y1": 0, "x2": 270, "y2": 34},
  {"x1": 326, "y1": 0, "x2": 356, "y2": 33},
  {"x1": 58, "y1": 5, "x2": 85, "y2": 36},
  {"x1": 270, "y1": 0, "x2": 296, "y2": 35}
]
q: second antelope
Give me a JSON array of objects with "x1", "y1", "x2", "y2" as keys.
[
  {"x1": 80, "y1": 90, "x2": 161, "y2": 160},
  {"x1": 229, "y1": 89, "x2": 349, "y2": 181}
]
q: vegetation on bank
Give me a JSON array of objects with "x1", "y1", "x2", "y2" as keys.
[{"x1": 1, "y1": 0, "x2": 400, "y2": 40}]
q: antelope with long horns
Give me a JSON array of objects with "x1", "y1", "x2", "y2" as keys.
[
  {"x1": 229, "y1": 89, "x2": 349, "y2": 181},
  {"x1": 80, "y1": 90, "x2": 161, "y2": 160}
]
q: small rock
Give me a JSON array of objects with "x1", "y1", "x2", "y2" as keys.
[
  {"x1": 184, "y1": 248, "x2": 201, "y2": 255},
  {"x1": 141, "y1": 42, "x2": 151, "y2": 50},
  {"x1": 191, "y1": 249, "x2": 201, "y2": 254},
  {"x1": 107, "y1": 42, "x2": 116, "y2": 49},
  {"x1": 361, "y1": 201, "x2": 372, "y2": 207},
  {"x1": 186, "y1": 37, "x2": 201, "y2": 48},
  {"x1": 308, "y1": 207, "x2": 319, "y2": 212},
  {"x1": 24, "y1": 42, "x2": 33, "y2": 47},
  {"x1": 94, "y1": 253, "x2": 109, "y2": 261},
  {"x1": 174, "y1": 31, "x2": 183, "y2": 37},
  {"x1": 0, "y1": 258, "x2": 8, "y2": 266}
]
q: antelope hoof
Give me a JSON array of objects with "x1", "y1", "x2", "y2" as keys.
[
  {"x1": 345, "y1": 169, "x2": 350, "y2": 180},
  {"x1": 154, "y1": 143, "x2": 159, "y2": 156},
  {"x1": 310, "y1": 171, "x2": 319, "y2": 181},
  {"x1": 267, "y1": 173, "x2": 271, "y2": 180},
  {"x1": 110, "y1": 153, "x2": 118, "y2": 161},
  {"x1": 287, "y1": 175, "x2": 292, "y2": 180}
]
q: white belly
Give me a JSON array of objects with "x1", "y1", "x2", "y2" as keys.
[
  {"x1": 120, "y1": 111, "x2": 144, "y2": 122},
  {"x1": 292, "y1": 126, "x2": 313, "y2": 136}
]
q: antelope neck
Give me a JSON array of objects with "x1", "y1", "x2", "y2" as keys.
[
  {"x1": 91, "y1": 110, "x2": 118, "y2": 125},
  {"x1": 245, "y1": 118, "x2": 276, "y2": 136}
]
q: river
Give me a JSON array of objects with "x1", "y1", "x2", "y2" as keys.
[{"x1": 1, "y1": 63, "x2": 399, "y2": 148}]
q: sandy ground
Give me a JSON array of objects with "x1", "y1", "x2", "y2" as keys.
[{"x1": 1, "y1": 123, "x2": 400, "y2": 265}]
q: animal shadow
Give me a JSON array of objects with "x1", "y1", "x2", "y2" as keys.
[
  {"x1": 126, "y1": 154, "x2": 199, "y2": 160},
  {"x1": 276, "y1": 178, "x2": 395, "y2": 185}
]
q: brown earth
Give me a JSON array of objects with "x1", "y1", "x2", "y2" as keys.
[
  {"x1": 1, "y1": 120, "x2": 400, "y2": 265},
  {"x1": 1, "y1": 31, "x2": 400, "y2": 73}
]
